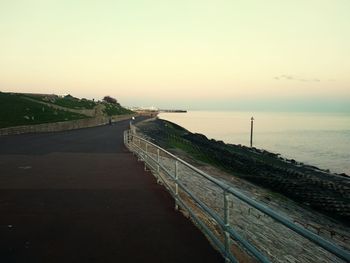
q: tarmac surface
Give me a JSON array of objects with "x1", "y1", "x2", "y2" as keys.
[{"x1": 0, "y1": 117, "x2": 223, "y2": 263}]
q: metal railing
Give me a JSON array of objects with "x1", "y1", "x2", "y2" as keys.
[{"x1": 123, "y1": 129, "x2": 350, "y2": 263}]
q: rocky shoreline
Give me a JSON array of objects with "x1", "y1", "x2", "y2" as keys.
[{"x1": 136, "y1": 118, "x2": 350, "y2": 224}]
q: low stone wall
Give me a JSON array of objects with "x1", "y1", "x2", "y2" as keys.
[{"x1": 0, "y1": 114, "x2": 136, "y2": 136}]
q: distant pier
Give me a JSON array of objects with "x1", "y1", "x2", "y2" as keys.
[
  {"x1": 133, "y1": 109, "x2": 187, "y2": 117},
  {"x1": 159, "y1": 109, "x2": 187, "y2": 113}
]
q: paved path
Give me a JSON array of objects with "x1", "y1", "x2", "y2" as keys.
[{"x1": 0, "y1": 117, "x2": 222, "y2": 263}]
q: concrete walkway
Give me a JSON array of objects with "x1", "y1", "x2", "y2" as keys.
[{"x1": 0, "y1": 117, "x2": 222, "y2": 263}]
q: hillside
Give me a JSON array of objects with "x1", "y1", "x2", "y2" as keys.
[
  {"x1": 22, "y1": 93, "x2": 97, "y2": 109},
  {"x1": 0, "y1": 92, "x2": 89, "y2": 128},
  {"x1": 103, "y1": 102, "x2": 133, "y2": 116},
  {"x1": 0, "y1": 92, "x2": 133, "y2": 128}
]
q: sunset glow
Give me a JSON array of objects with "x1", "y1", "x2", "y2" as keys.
[{"x1": 1, "y1": 1, "x2": 349, "y2": 110}]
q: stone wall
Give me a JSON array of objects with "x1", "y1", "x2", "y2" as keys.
[{"x1": 0, "y1": 114, "x2": 136, "y2": 136}]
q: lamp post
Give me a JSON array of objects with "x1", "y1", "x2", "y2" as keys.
[{"x1": 250, "y1": 117, "x2": 254, "y2": 148}]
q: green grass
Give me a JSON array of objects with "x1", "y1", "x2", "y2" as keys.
[
  {"x1": 167, "y1": 135, "x2": 222, "y2": 167},
  {"x1": 103, "y1": 103, "x2": 133, "y2": 116},
  {"x1": 0, "y1": 92, "x2": 89, "y2": 128},
  {"x1": 160, "y1": 120, "x2": 291, "y2": 176},
  {"x1": 53, "y1": 97, "x2": 96, "y2": 109},
  {"x1": 24, "y1": 94, "x2": 97, "y2": 109}
]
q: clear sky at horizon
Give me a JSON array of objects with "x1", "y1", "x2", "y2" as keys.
[{"x1": 1, "y1": 0, "x2": 349, "y2": 111}]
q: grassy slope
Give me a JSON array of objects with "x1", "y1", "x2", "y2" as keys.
[
  {"x1": 0, "y1": 92, "x2": 88, "y2": 128},
  {"x1": 103, "y1": 102, "x2": 133, "y2": 116},
  {"x1": 23, "y1": 94, "x2": 97, "y2": 109}
]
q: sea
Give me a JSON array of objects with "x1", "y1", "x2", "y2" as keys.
[{"x1": 158, "y1": 111, "x2": 350, "y2": 175}]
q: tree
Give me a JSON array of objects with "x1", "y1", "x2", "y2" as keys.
[{"x1": 102, "y1": 96, "x2": 117, "y2": 104}]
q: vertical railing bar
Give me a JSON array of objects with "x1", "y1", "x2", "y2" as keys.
[
  {"x1": 224, "y1": 190, "x2": 232, "y2": 262},
  {"x1": 157, "y1": 148, "x2": 160, "y2": 183},
  {"x1": 175, "y1": 160, "x2": 179, "y2": 211},
  {"x1": 176, "y1": 197, "x2": 239, "y2": 263},
  {"x1": 144, "y1": 142, "x2": 148, "y2": 171}
]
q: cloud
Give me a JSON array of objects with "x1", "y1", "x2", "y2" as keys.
[{"x1": 274, "y1": 74, "x2": 330, "y2": 83}]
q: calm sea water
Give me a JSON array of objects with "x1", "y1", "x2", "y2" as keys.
[{"x1": 158, "y1": 111, "x2": 350, "y2": 175}]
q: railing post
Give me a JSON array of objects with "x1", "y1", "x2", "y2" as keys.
[
  {"x1": 128, "y1": 131, "x2": 133, "y2": 153},
  {"x1": 175, "y1": 160, "x2": 179, "y2": 211},
  {"x1": 224, "y1": 191, "x2": 231, "y2": 262},
  {"x1": 130, "y1": 132, "x2": 136, "y2": 156},
  {"x1": 156, "y1": 149, "x2": 160, "y2": 183},
  {"x1": 144, "y1": 143, "x2": 148, "y2": 171},
  {"x1": 137, "y1": 138, "x2": 141, "y2": 161},
  {"x1": 124, "y1": 131, "x2": 128, "y2": 145}
]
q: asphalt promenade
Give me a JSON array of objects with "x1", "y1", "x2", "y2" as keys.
[{"x1": 0, "y1": 117, "x2": 222, "y2": 263}]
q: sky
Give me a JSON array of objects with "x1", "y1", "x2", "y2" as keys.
[{"x1": 0, "y1": 0, "x2": 349, "y2": 111}]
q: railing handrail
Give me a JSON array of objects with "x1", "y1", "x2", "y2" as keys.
[{"x1": 125, "y1": 131, "x2": 350, "y2": 263}]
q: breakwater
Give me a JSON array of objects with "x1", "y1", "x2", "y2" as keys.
[{"x1": 136, "y1": 118, "x2": 350, "y2": 224}]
